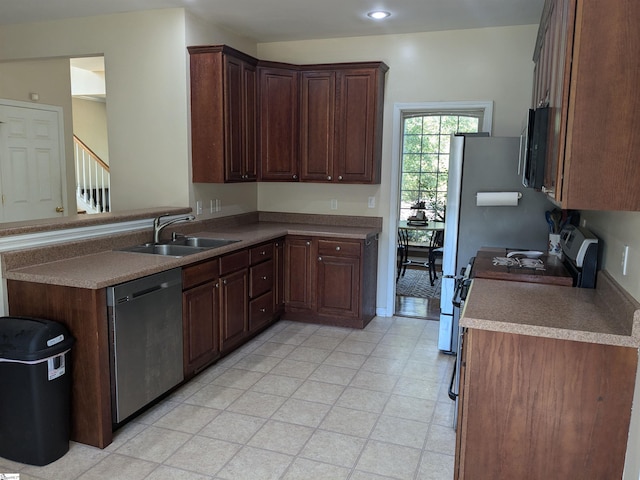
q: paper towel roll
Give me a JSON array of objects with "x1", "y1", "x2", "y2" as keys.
[{"x1": 476, "y1": 191, "x2": 521, "y2": 206}]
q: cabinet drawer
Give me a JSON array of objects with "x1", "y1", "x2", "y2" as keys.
[
  {"x1": 219, "y1": 249, "x2": 249, "y2": 275},
  {"x1": 250, "y1": 291, "x2": 273, "y2": 330},
  {"x1": 317, "y1": 239, "x2": 361, "y2": 257},
  {"x1": 249, "y1": 242, "x2": 274, "y2": 265},
  {"x1": 250, "y1": 259, "x2": 273, "y2": 298},
  {"x1": 183, "y1": 258, "x2": 219, "y2": 290}
]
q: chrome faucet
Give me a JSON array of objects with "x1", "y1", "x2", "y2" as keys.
[{"x1": 153, "y1": 214, "x2": 195, "y2": 243}]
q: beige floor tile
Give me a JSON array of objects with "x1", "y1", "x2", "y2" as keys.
[
  {"x1": 382, "y1": 394, "x2": 436, "y2": 422},
  {"x1": 432, "y1": 401, "x2": 455, "y2": 427},
  {"x1": 336, "y1": 386, "x2": 390, "y2": 413},
  {"x1": 144, "y1": 464, "x2": 213, "y2": 480},
  {"x1": 133, "y1": 399, "x2": 180, "y2": 425},
  {"x1": 165, "y1": 436, "x2": 240, "y2": 476},
  {"x1": 360, "y1": 355, "x2": 407, "y2": 375},
  {"x1": 349, "y1": 370, "x2": 399, "y2": 393},
  {"x1": 356, "y1": 440, "x2": 422, "y2": 480},
  {"x1": 300, "y1": 430, "x2": 366, "y2": 468},
  {"x1": 185, "y1": 384, "x2": 244, "y2": 409},
  {"x1": 424, "y1": 424, "x2": 456, "y2": 455},
  {"x1": 232, "y1": 353, "x2": 282, "y2": 373},
  {"x1": 416, "y1": 451, "x2": 455, "y2": 480},
  {"x1": 153, "y1": 403, "x2": 221, "y2": 434},
  {"x1": 114, "y1": 426, "x2": 191, "y2": 463},
  {"x1": 251, "y1": 341, "x2": 297, "y2": 358},
  {"x1": 77, "y1": 454, "x2": 157, "y2": 480},
  {"x1": 217, "y1": 446, "x2": 293, "y2": 480},
  {"x1": 393, "y1": 376, "x2": 441, "y2": 400},
  {"x1": 227, "y1": 390, "x2": 287, "y2": 418},
  {"x1": 291, "y1": 379, "x2": 346, "y2": 405},
  {"x1": 267, "y1": 331, "x2": 310, "y2": 346},
  {"x1": 334, "y1": 339, "x2": 377, "y2": 355},
  {"x1": 281, "y1": 457, "x2": 351, "y2": 480},
  {"x1": 106, "y1": 422, "x2": 148, "y2": 451},
  {"x1": 247, "y1": 420, "x2": 314, "y2": 455},
  {"x1": 350, "y1": 470, "x2": 399, "y2": 480},
  {"x1": 370, "y1": 343, "x2": 413, "y2": 360},
  {"x1": 345, "y1": 329, "x2": 385, "y2": 344},
  {"x1": 286, "y1": 345, "x2": 332, "y2": 363},
  {"x1": 269, "y1": 358, "x2": 319, "y2": 379},
  {"x1": 370, "y1": 415, "x2": 430, "y2": 448},
  {"x1": 198, "y1": 411, "x2": 265, "y2": 443},
  {"x1": 308, "y1": 364, "x2": 357, "y2": 385},
  {"x1": 210, "y1": 367, "x2": 265, "y2": 389},
  {"x1": 272, "y1": 398, "x2": 331, "y2": 427},
  {"x1": 319, "y1": 406, "x2": 379, "y2": 438},
  {"x1": 323, "y1": 350, "x2": 367, "y2": 369},
  {"x1": 301, "y1": 335, "x2": 344, "y2": 350},
  {"x1": 250, "y1": 373, "x2": 304, "y2": 397}
]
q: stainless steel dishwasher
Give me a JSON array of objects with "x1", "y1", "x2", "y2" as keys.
[{"x1": 107, "y1": 268, "x2": 183, "y2": 423}]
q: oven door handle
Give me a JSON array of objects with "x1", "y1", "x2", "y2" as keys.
[{"x1": 448, "y1": 360, "x2": 457, "y2": 400}]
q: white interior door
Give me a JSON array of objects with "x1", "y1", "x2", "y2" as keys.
[{"x1": 0, "y1": 102, "x2": 65, "y2": 222}]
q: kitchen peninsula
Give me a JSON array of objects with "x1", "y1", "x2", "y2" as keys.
[
  {"x1": 455, "y1": 273, "x2": 640, "y2": 479},
  {"x1": 2, "y1": 211, "x2": 381, "y2": 449}
]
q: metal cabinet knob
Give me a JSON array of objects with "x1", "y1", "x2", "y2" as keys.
[
  {"x1": 293, "y1": 174, "x2": 298, "y2": 180},
  {"x1": 327, "y1": 176, "x2": 332, "y2": 180},
  {"x1": 306, "y1": 241, "x2": 311, "y2": 246},
  {"x1": 260, "y1": 308, "x2": 266, "y2": 313},
  {"x1": 318, "y1": 256, "x2": 322, "y2": 261},
  {"x1": 260, "y1": 250, "x2": 266, "y2": 255},
  {"x1": 223, "y1": 279, "x2": 227, "y2": 285},
  {"x1": 338, "y1": 176, "x2": 343, "y2": 181},
  {"x1": 335, "y1": 246, "x2": 341, "y2": 251},
  {"x1": 261, "y1": 275, "x2": 268, "y2": 280}
]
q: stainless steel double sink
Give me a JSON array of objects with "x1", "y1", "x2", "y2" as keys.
[{"x1": 117, "y1": 237, "x2": 239, "y2": 257}]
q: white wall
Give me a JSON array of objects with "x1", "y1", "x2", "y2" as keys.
[
  {"x1": 72, "y1": 98, "x2": 109, "y2": 165},
  {"x1": 0, "y1": 9, "x2": 191, "y2": 212},
  {"x1": 258, "y1": 25, "x2": 539, "y2": 314}
]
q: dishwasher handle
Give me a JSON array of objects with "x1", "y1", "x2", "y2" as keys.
[
  {"x1": 122, "y1": 279, "x2": 181, "y2": 303},
  {"x1": 107, "y1": 268, "x2": 182, "y2": 306}
]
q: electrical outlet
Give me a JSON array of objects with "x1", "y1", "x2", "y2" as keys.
[
  {"x1": 368, "y1": 196, "x2": 375, "y2": 208},
  {"x1": 330, "y1": 199, "x2": 338, "y2": 210},
  {"x1": 622, "y1": 245, "x2": 629, "y2": 276},
  {"x1": 196, "y1": 200, "x2": 203, "y2": 215}
]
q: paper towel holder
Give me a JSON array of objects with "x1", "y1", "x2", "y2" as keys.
[{"x1": 476, "y1": 191, "x2": 522, "y2": 206}]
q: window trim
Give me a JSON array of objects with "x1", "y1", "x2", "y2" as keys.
[{"x1": 384, "y1": 101, "x2": 493, "y2": 317}]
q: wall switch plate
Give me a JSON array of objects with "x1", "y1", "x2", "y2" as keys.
[
  {"x1": 622, "y1": 245, "x2": 629, "y2": 275},
  {"x1": 368, "y1": 196, "x2": 375, "y2": 208},
  {"x1": 330, "y1": 199, "x2": 338, "y2": 210},
  {"x1": 196, "y1": 200, "x2": 203, "y2": 215}
]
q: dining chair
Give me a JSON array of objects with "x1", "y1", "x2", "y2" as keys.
[
  {"x1": 397, "y1": 228, "x2": 409, "y2": 281},
  {"x1": 428, "y1": 229, "x2": 444, "y2": 285}
]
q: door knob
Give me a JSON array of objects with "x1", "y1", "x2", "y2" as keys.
[{"x1": 55, "y1": 206, "x2": 64, "y2": 213}]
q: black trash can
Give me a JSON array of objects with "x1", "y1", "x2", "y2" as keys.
[{"x1": 0, "y1": 316, "x2": 75, "y2": 466}]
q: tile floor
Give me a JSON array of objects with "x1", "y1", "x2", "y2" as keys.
[{"x1": 1, "y1": 317, "x2": 456, "y2": 480}]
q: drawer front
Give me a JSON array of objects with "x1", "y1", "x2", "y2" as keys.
[
  {"x1": 182, "y1": 258, "x2": 219, "y2": 290},
  {"x1": 317, "y1": 239, "x2": 361, "y2": 257},
  {"x1": 250, "y1": 259, "x2": 273, "y2": 298},
  {"x1": 249, "y1": 242, "x2": 274, "y2": 265},
  {"x1": 249, "y1": 291, "x2": 273, "y2": 330},
  {"x1": 219, "y1": 249, "x2": 249, "y2": 276}
]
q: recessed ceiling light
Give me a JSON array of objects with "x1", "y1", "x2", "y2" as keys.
[{"x1": 367, "y1": 11, "x2": 391, "y2": 20}]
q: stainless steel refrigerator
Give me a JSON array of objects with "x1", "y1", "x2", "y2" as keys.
[{"x1": 437, "y1": 135, "x2": 551, "y2": 353}]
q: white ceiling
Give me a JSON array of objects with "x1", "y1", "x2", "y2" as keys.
[{"x1": 0, "y1": 0, "x2": 544, "y2": 43}]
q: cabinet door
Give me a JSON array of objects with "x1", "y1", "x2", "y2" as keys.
[
  {"x1": 316, "y1": 253, "x2": 360, "y2": 318},
  {"x1": 183, "y1": 281, "x2": 219, "y2": 377},
  {"x1": 284, "y1": 237, "x2": 313, "y2": 310},
  {"x1": 334, "y1": 68, "x2": 383, "y2": 183},
  {"x1": 225, "y1": 56, "x2": 257, "y2": 182},
  {"x1": 259, "y1": 67, "x2": 300, "y2": 181},
  {"x1": 220, "y1": 269, "x2": 248, "y2": 352},
  {"x1": 300, "y1": 70, "x2": 336, "y2": 182}
]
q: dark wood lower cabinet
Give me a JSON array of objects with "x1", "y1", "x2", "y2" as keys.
[
  {"x1": 284, "y1": 235, "x2": 377, "y2": 328},
  {"x1": 219, "y1": 268, "x2": 249, "y2": 353},
  {"x1": 455, "y1": 329, "x2": 638, "y2": 479},
  {"x1": 182, "y1": 280, "x2": 219, "y2": 378}
]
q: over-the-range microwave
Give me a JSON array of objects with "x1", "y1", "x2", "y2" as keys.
[{"x1": 519, "y1": 106, "x2": 549, "y2": 190}]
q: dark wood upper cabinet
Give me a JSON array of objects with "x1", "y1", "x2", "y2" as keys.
[
  {"x1": 258, "y1": 64, "x2": 300, "y2": 181},
  {"x1": 189, "y1": 45, "x2": 258, "y2": 183},
  {"x1": 533, "y1": 0, "x2": 640, "y2": 210},
  {"x1": 190, "y1": 45, "x2": 388, "y2": 185}
]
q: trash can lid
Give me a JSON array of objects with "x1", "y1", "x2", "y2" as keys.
[{"x1": 0, "y1": 316, "x2": 74, "y2": 361}]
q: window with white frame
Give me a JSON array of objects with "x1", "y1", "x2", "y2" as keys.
[{"x1": 399, "y1": 110, "x2": 485, "y2": 234}]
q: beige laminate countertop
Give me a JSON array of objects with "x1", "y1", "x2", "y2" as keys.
[
  {"x1": 461, "y1": 273, "x2": 640, "y2": 348},
  {"x1": 4, "y1": 222, "x2": 379, "y2": 290}
]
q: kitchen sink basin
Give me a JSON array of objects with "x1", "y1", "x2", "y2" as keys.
[{"x1": 117, "y1": 238, "x2": 239, "y2": 257}]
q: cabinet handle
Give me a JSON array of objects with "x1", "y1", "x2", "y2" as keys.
[
  {"x1": 261, "y1": 275, "x2": 268, "y2": 280},
  {"x1": 293, "y1": 174, "x2": 298, "y2": 180},
  {"x1": 306, "y1": 241, "x2": 311, "y2": 246},
  {"x1": 215, "y1": 282, "x2": 219, "y2": 288},
  {"x1": 260, "y1": 308, "x2": 266, "y2": 313},
  {"x1": 335, "y1": 246, "x2": 341, "y2": 251},
  {"x1": 318, "y1": 256, "x2": 322, "y2": 261},
  {"x1": 223, "y1": 279, "x2": 227, "y2": 285},
  {"x1": 260, "y1": 250, "x2": 266, "y2": 255},
  {"x1": 327, "y1": 175, "x2": 332, "y2": 180},
  {"x1": 338, "y1": 176, "x2": 343, "y2": 181}
]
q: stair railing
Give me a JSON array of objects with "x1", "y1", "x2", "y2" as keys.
[{"x1": 74, "y1": 135, "x2": 110, "y2": 213}]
